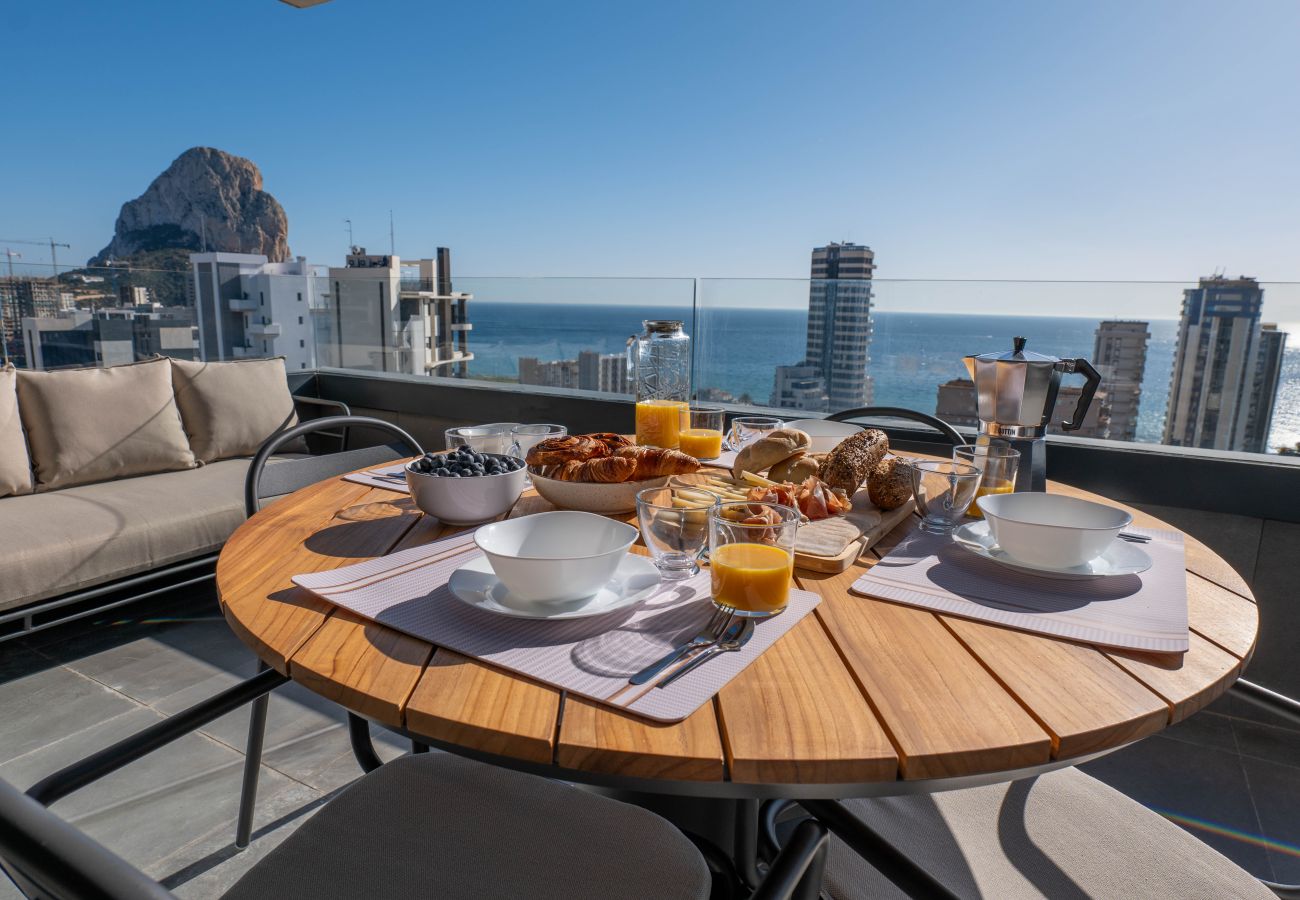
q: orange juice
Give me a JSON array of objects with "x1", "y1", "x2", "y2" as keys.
[
  {"x1": 969, "y1": 479, "x2": 1014, "y2": 518},
  {"x1": 710, "y1": 542, "x2": 793, "y2": 615},
  {"x1": 635, "y1": 399, "x2": 688, "y2": 449},
  {"x1": 678, "y1": 428, "x2": 723, "y2": 459}
]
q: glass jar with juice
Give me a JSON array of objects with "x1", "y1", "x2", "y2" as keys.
[
  {"x1": 709, "y1": 501, "x2": 800, "y2": 618},
  {"x1": 628, "y1": 320, "x2": 691, "y2": 449}
]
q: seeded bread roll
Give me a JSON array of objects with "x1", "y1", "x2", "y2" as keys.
[
  {"x1": 768, "y1": 452, "x2": 820, "y2": 484},
  {"x1": 867, "y1": 455, "x2": 913, "y2": 510},
  {"x1": 731, "y1": 428, "x2": 812, "y2": 480},
  {"x1": 820, "y1": 429, "x2": 889, "y2": 495}
]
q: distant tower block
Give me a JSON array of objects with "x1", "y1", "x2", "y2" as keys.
[
  {"x1": 803, "y1": 242, "x2": 875, "y2": 412},
  {"x1": 1093, "y1": 320, "x2": 1150, "y2": 442}
]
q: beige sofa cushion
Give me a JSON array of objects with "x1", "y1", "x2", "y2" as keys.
[
  {"x1": 171, "y1": 357, "x2": 299, "y2": 463},
  {"x1": 0, "y1": 456, "x2": 300, "y2": 611},
  {"x1": 0, "y1": 366, "x2": 34, "y2": 497},
  {"x1": 824, "y1": 766, "x2": 1272, "y2": 899},
  {"x1": 16, "y1": 358, "x2": 196, "y2": 491}
]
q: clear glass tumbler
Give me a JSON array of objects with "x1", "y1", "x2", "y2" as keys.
[
  {"x1": 909, "y1": 460, "x2": 981, "y2": 533},
  {"x1": 445, "y1": 423, "x2": 520, "y2": 454},
  {"x1": 708, "y1": 501, "x2": 799, "y2": 618},
  {"x1": 679, "y1": 407, "x2": 725, "y2": 460},
  {"x1": 727, "y1": 416, "x2": 784, "y2": 451},
  {"x1": 510, "y1": 424, "x2": 567, "y2": 461},
  {"x1": 636, "y1": 487, "x2": 718, "y2": 580},
  {"x1": 953, "y1": 443, "x2": 1021, "y2": 519}
]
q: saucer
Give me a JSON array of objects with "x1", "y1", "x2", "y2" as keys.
[
  {"x1": 448, "y1": 554, "x2": 662, "y2": 619},
  {"x1": 952, "y1": 521, "x2": 1152, "y2": 580}
]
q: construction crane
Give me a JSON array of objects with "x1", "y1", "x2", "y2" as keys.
[
  {"x1": 3, "y1": 248, "x2": 19, "y2": 280},
  {"x1": 0, "y1": 238, "x2": 72, "y2": 276}
]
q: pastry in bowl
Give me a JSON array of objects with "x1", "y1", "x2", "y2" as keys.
[{"x1": 527, "y1": 435, "x2": 701, "y2": 513}]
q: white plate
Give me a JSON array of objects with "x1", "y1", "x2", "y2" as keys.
[
  {"x1": 952, "y1": 520, "x2": 1152, "y2": 580},
  {"x1": 448, "y1": 554, "x2": 663, "y2": 619},
  {"x1": 785, "y1": 418, "x2": 864, "y2": 453}
]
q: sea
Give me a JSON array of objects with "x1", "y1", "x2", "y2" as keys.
[{"x1": 459, "y1": 302, "x2": 1300, "y2": 451}]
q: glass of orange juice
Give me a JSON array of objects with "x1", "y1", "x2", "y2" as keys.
[
  {"x1": 954, "y1": 443, "x2": 1021, "y2": 519},
  {"x1": 678, "y1": 406, "x2": 725, "y2": 460},
  {"x1": 708, "y1": 501, "x2": 800, "y2": 618}
]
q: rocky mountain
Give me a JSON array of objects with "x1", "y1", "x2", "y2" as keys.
[{"x1": 90, "y1": 147, "x2": 290, "y2": 265}]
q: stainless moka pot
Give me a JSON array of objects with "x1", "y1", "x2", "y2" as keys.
[{"x1": 962, "y1": 336, "x2": 1101, "y2": 491}]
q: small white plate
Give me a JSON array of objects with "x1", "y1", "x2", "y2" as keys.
[
  {"x1": 952, "y1": 521, "x2": 1152, "y2": 580},
  {"x1": 448, "y1": 554, "x2": 663, "y2": 619}
]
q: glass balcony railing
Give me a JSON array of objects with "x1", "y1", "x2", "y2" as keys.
[{"x1": 3, "y1": 259, "x2": 1297, "y2": 459}]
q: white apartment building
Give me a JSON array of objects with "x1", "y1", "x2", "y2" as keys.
[
  {"x1": 1247, "y1": 324, "x2": 1287, "y2": 452},
  {"x1": 803, "y1": 242, "x2": 874, "y2": 412},
  {"x1": 1163, "y1": 276, "x2": 1282, "y2": 453},
  {"x1": 519, "y1": 350, "x2": 629, "y2": 394},
  {"x1": 316, "y1": 249, "x2": 472, "y2": 377},
  {"x1": 189, "y1": 252, "x2": 323, "y2": 370},
  {"x1": 1093, "y1": 320, "x2": 1150, "y2": 442},
  {"x1": 770, "y1": 363, "x2": 828, "y2": 411}
]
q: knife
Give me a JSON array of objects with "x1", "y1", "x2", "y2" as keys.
[{"x1": 656, "y1": 618, "x2": 755, "y2": 689}]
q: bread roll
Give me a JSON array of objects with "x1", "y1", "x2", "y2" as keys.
[
  {"x1": 768, "y1": 453, "x2": 820, "y2": 484},
  {"x1": 731, "y1": 428, "x2": 812, "y2": 479},
  {"x1": 820, "y1": 429, "x2": 889, "y2": 495},
  {"x1": 867, "y1": 455, "x2": 913, "y2": 510}
]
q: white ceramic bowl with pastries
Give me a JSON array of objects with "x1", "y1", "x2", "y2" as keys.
[
  {"x1": 473, "y1": 511, "x2": 640, "y2": 602},
  {"x1": 526, "y1": 433, "x2": 702, "y2": 514}
]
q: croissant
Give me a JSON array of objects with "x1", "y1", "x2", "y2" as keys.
[
  {"x1": 554, "y1": 456, "x2": 639, "y2": 483},
  {"x1": 526, "y1": 435, "x2": 610, "y2": 467},
  {"x1": 614, "y1": 446, "x2": 702, "y2": 479}
]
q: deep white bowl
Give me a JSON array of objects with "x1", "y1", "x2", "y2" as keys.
[
  {"x1": 473, "y1": 511, "x2": 640, "y2": 603},
  {"x1": 404, "y1": 455, "x2": 527, "y2": 526},
  {"x1": 528, "y1": 469, "x2": 670, "y2": 514},
  {"x1": 977, "y1": 492, "x2": 1132, "y2": 569},
  {"x1": 785, "y1": 419, "x2": 864, "y2": 453}
]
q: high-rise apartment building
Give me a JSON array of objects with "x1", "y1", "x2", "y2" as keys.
[
  {"x1": 1093, "y1": 320, "x2": 1149, "y2": 441},
  {"x1": 805, "y1": 242, "x2": 874, "y2": 411},
  {"x1": 519, "y1": 350, "x2": 629, "y2": 394},
  {"x1": 772, "y1": 243, "x2": 874, "y2": 413},
  {"x1": 1246, "y1": 324, "x2": 1287, "y2": 452},
  {"x1": 1, "y1": 277, "x2": 61, "y2": 367},
  {"x1": 1163, "y1": 276, "x2": 1282, "y2": 453},
  {"x1": 316, "y1": 249, "x2": 473, "y2": 378},
  {"x1": 190, "y1": 252, "x2": 323, "y2": 370}
]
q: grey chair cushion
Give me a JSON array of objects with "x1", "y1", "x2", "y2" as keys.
[
  {"x1": 823, "y1": 767, "x2": 1272, "y2": 900},
  {"x1": 0, "y1": 456, "x2": 299, "y2": 611},
  {"x1": 224, "y1": 753, "x2": 711, "y2": 900}
]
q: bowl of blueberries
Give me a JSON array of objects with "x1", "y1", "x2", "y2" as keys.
[{"x1": 404, "y1": 447, "x2": 528, "y2": 525}]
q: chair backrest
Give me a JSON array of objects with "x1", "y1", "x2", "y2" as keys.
[
  {"x1": 245, "y1": 415, "x2": 424, "y2": 516},
  {"x1": 824, "y1": 406, "x2": 965, "y2": 447},
  {"x1": 0, "y1": 777, "x2": 174, "y2": 900}
]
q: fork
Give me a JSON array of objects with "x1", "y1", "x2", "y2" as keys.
[
  {"x1": 627, "y1": 606, "x2": 733, "y2": 686},
  {"x1": 656, "y1": 618, "x2": 753, "y2": 689}
]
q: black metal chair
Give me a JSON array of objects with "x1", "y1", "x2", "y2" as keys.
[
  {"x1": 825, "y1": 406, "x2": 965, "y2": 447},
  {"x1": 2, "y1": 751, "x2": 832, "y2": 900},
  {"x1": 236, "y1": 415, "x2": 425, "y2": 847}
]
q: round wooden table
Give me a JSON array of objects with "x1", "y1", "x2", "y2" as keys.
[{"x1": 217, "y1": 465, "x2": 1258, "y2": 800}]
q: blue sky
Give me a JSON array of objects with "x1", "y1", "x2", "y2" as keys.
[{"x1": 4, "y1": 0, "x2": 1299, "y2": 307}]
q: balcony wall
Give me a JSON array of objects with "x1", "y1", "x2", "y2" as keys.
[{"x1": 295, "y1": 368, "x2": 1300, "y2": 718}]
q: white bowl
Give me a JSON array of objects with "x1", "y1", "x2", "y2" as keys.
[
  {"x1": 473, "y1": 511, "x2": 640, "y2": 603},
  {"x1": 785, "y1": 419, "x2": 864, "y2": 453},
  {"x1": 977, "y1": 492, "x2": 1133, "y2": 570},
  {"x1": 405, "y1": 455, "x2": 527, "y2": 526},
  {"x1": 528, "y1": 469, "x2": 670, "y2": 514}
]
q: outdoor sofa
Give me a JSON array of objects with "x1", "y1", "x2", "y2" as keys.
[{"x1": 0, "y1": 356, "x2": 322, "y2": 640}]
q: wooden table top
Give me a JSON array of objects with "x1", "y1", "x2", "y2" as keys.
[{"x1": 216, "y1": 462, "x2": 1257, "y2": 798}]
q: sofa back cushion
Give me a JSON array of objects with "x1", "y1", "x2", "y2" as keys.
[
  {"x1": 170, "y1": 357, "x2": 299, "y2": 463},
  {"x1": 16, "y1": 358, "x2": 197, "y2": 491},
  {"x1": 0, "y1": 365, "x2": 35, "y2": 497}
]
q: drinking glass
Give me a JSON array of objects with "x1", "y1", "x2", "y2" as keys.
[
  {"x1": 953, "y1": 443, "x2": 1021, "y2": 519},
  {"x1": 636, "y1": 487, "x2": 718, "y2": 580},
  {"x1": 909, "y1": 461, "x2": 981, "y2": 533},
  {"x1": 727, "y1": 416, "x2": 784, "y2": 451},
  {"x1": 445, "y1": 423, "x2": 520, "y2": 454},
  {"x1": 510, "y1": 423, "x2": 567, "y2": 461},
  {"x1": 679, "y1": 407, "x2": 725, "y2": 460},
  {"x1": 708, "y1": 501, "x2": 799, "y2": 618}
]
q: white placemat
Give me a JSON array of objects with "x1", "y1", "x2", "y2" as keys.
[
  {"x1": 343, "y1": 462, "x2": 409, "y2": 494},
  {"x1": 293, "y1": 533, "x2": 820, "y2": 722},
  {"x1": 851, "y1": 526, "x2": 1189, "y2": 652}
]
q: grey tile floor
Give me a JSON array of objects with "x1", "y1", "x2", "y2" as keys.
[{"x1": 2, "y1": 586, "x2": 1298, "y2": 897}]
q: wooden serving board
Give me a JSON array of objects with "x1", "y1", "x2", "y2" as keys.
[{"x1": 795, "y1": 498, "x2": 916, "y2": 573}]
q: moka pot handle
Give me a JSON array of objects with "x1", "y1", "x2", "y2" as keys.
[{"x1": 1058, "y1": 358, "x2": 1102, "y2": 432}]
